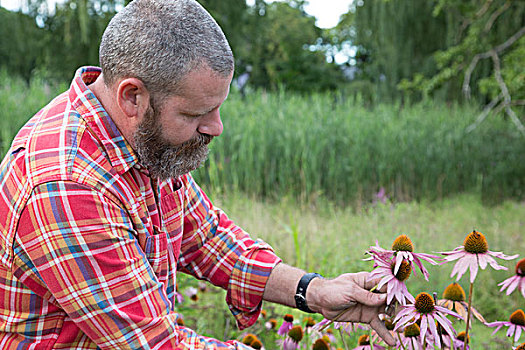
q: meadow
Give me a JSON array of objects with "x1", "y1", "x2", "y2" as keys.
[{"x1": 1, "y1": 72, "x2": 524, "y2": 349}]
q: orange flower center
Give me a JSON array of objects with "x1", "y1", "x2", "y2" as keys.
[
  {"x1": 463, "y1": 230, "x2": 488, "y2": 254},
  {"x1": 442, "y1": 283, "x2": 466, "y2": 302},
  {"x1": 391, "y1": 259, "x2": 412, "y2": 281},
  {"x1": 242, "y1": 334, "x2": 257, "y2": 345},
  {"x1": 268, "y1": 318, "x2": 277, "y2": 329},
  {"x1": 404, "y1": 323, "x2": 420, "y2": 337},
  {"x1": 312, "y1": 338, "x2": 330, "y2": 350},
  {"x1": 516, "y1": 258, "x2": 525, "y2": 277},
  {"x1": 288, "y1": 325, "x2": 303, "y2": 342},
  {"x1": 384, "y1": 319, "x2": 395, "y2": 331},
  {"x1": 415, "y1": 292, "x2": 435, "y2": 314},
  {"x1": 303, "y1": 316, "x2": 316, "y2": 327},
  {"x1": 516, "y1": 343, "x2": 525, "y2": 350},
  {"x1": 250, "y1": 339, "x2": 263, "y2": 349},
  {"x1": 358, "y1": 334, "x2": 370, "y2": 345},
  {"x1": 392, "y1": 234, "x2": 414, "y2": 252},
  {"x1": 457, "y1": 331, "x2": 469, "y2": 344},
  {"x1": 510, "y1": 309, "x2": 525, "y2": 326},
  {"x1": 284, "y1": 314, "x2": 294, "y2": 322}
]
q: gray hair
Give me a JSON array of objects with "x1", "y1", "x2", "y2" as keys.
[{"x1": 99, "y1": 0, "x2": 234, "y2": 97}]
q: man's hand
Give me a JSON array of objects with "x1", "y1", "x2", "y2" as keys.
[
  {"x1": 306, "y1": 272, "x2": 396, "y2": 346},
  {"x1": 263, "y1": 264, "x2": 396, "y2": 346}
]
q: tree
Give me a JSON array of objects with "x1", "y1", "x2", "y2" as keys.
[
  {"x1": 331, "y1": 0, "x2": 452, "y2": 102},
  {"x1": 0, "y1": 8, "x2": 46, "y2": 81},
  {"x1": 241, "y1": 0, "x2": 344, "y2": 92}
]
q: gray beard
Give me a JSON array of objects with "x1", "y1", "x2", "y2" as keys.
[{"x1": 134, "y1": 105, "x2": 213, "y2": 181}]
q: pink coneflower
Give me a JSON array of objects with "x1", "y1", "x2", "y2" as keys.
[
  {"x1": 312, "y1": 338, "x2": 330, "y2": 350},
  {"x1": 265, "y1": 318, "x2": 278, "y2": 330},
  {"x1": 367, "y1": 234, "x2": 441, "y2": 281},
  {"x1": 485, "y1": 309, "x2": 525, "y2": 343},
  {"x1": 437, "y1": 282, "x2": 485, "y2": 322},
  {"x1": 499, "y1": 258, "x2": 525, "y2": 298},
  {"x1": 312, "y1": 317, "x2": 366, "y2": 334},
  {"x1": 276, "y1": 325, "x2": 303, "y2": 350},
  {"x1": 368, "y1": 254, "x2": 415, "y2": 306},
  {"x1": 394, "y1": 292, "x2": 461, "y2": 348},
  {"x1": 440, "y1": 230, "x2": 519, "y2": 283},
  {"x1": 399, "y1": 323, "x2": 423, "y2": 350},
  {"x1": 447, "y1": 331, "x2": 470, "y2": 350},
  {"x1": 184, "y1": 286, "x2": 199, "y2": 301},
  {"x1": 278, "y1": 314, "x2": 294, "y2": 336},
  {"x1": 351, "y1": 334, "x2": 386, "y2": 350}
]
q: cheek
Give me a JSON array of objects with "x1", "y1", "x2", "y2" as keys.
[{"x1": 158, "y1": 117, "x2": 199, "y2": 144}]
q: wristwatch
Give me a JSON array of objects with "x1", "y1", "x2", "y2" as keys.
[{"x1": 294, "y1": 272, "x2": 323, "y2": 313}]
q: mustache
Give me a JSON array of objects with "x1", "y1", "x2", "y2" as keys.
[{"x1": 173, "y1": 133, "x2": 213, "y2": 156}]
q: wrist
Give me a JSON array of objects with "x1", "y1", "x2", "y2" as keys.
[
  {"x1": 305, "y1": 276, "x2": 324, "y2": 313},
  {"x1": 295, "y1": 273, "x2": 323, "y2": 313}
]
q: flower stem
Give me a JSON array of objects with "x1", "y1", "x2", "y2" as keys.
[
  {"x1": 433, "y1": 292, "x2": 445, "y2": 350},
  {"x1": 369, "y1": 330, "x2": 374, "y2": 350},
  {"x1": 338, "y1": 327, "x2": 348, "y2": 350},
  {"x1": 463, "y1": 282, "x2": 474, "y2": 350},
  {"x1": 397, "y1": 332, "x2": 406, "y2": 350}
]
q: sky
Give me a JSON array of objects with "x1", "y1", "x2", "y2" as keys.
[{"x1": 1, "y1": 0, "x2": 353, "y2": 29}]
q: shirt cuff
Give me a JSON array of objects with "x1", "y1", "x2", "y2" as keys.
[{"x1": 226, "y1": 239, "x2": 281, "y2": 330}]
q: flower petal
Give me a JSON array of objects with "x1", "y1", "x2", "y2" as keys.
[
  {"x1": 489, "y1": 251, "x2": 519, "y2": 260},
  {"x1": 485, "y1": 254, "x2": 508, "y2": 271},
  {"x1": 419, "y1": 315, "x2": 428, "y2": 343},
  {"x1": 469, "y1": 256, "x2": 479, "y2": 283}
]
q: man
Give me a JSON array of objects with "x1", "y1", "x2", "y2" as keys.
[{"x1": 0, "y1": 0, "x2": 396, "y2": 348}]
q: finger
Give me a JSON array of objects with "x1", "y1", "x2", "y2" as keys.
[
  {"x1": 362, "y1": 273, "x2": 387, "y2": 293},
  {"x1": 370, "y1": 317, "x2": 396, "y2": 347},
  {"x1": 351, "y1": 285, "x2": 387, "y2": 307}
]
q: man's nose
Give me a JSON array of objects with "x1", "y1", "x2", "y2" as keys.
[{"x1": 198, "y1": 109, "x2": 223, "y2": 137}]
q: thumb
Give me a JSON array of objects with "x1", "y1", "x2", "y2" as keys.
[{"x1": 351, "y1": 286, "x2": 387, "y2": 307}]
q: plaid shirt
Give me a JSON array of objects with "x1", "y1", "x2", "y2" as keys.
[{"x1": 0, "y1": 67, "x2": 281, "y2": 349}]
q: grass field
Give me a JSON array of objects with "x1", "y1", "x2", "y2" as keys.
[{"x1": 176, "y1": 191, "x2": 525, "y2": 349}]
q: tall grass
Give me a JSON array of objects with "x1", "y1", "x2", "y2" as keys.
[
  {"x1": 196, "y1": 90, "x2": 525, "y2": 206},
  {"x1": 0, "y1": 70, "x2": 67, "y2": 154},
  {"x1": 1, "y1": 72, "x2": 524, "y2": 206}
]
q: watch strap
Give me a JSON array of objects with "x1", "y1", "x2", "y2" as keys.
[{"x1": 294, "y1": 272, "x2": 323, "y2": 313}]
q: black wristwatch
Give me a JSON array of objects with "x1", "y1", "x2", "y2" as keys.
[{"x1": 294, "y1": 272, "x2": 323, "y2": 313}]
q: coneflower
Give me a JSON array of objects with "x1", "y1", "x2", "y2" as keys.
[
  {"x1": 499, "y1": 257, "x2": 525, "y2": 298},
  {"x1": 367, "y1": 234, "x2": 441, "y2": 281},
  {"x1": 437, "y1": 282, "x2": 485, "y2": 322},
  {"x1": 485, "y1": 309, "x2": 525, "y2": 343},
  {"x1": 394, "y1": 292, "x2": 461, "y2": 349}
]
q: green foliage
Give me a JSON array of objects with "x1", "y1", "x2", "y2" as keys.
[
  {"x1": 238, "y1": 1, "x2": 345, "y2": 91},
  {"x1": 0, "y1": 8, "x2": 46, "y2": 81},
  {"x1": 333, "y1": 0, "x2": 452, "y2": 101},
  {"x1": 0, "y1": 70, "x2": 65, "y2": 154},
  {"x1": 199, "y1": 192, "x2": 525, "y2": 349},
  {"x1": 194, "y1": 89, "x2": 525, "y2": 206},
  {"x1": 405, "y1": 0, "x2": 525, "y2": 105}
]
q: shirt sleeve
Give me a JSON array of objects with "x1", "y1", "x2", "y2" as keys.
[
  {"x1": 15, "y1": 180, "x2": 253, "y2": 350},
  {"x1": 177, "y1": 174, "x2": 282, "y2": 329}
]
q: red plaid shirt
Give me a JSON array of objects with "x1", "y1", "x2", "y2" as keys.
[{"x1": 0, "y1": 67, "x2": 281, "y2": 349}]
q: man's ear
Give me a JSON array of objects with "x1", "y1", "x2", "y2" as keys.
[{"x1": 116, "y1": 78, "x2": 151, "y2": 121}]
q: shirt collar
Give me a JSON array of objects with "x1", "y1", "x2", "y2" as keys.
[{"x1": 68, "y1": 66, "x2": 141, "y2": 175}]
